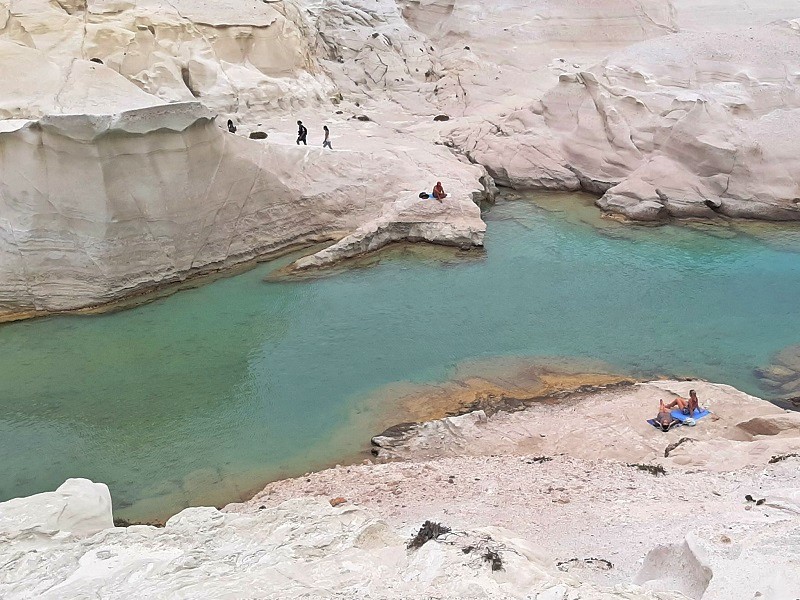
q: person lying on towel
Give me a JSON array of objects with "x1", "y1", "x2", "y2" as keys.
[
  {"x1": 663, "y1": 389, "x2": 702, "y2": 417},
  {"x1": 656, "y1": 400, "x2": 680, "y2": 432}
]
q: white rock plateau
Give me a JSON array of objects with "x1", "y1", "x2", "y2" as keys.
[{"x1": 0, "y1": 493, "x2": 671, "y2": 599}]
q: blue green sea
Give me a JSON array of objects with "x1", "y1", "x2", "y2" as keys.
[{"x1": 2, "y1": 192, "x2": 799, "y2": 520}]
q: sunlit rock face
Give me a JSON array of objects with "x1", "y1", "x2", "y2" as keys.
[
  {"x1": 0, "y1": 97, "x2": 487, "y2": 316},
  {"x1": 1, "y1": 0, "x2": 333, "y2": 116},
  {"x1": 443, "y1": 4, "x2": 800, "y2": 220}
]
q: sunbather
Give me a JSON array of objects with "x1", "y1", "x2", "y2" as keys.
[
  {"x1": 664, "y1": 389, "x2": 701, "y2": 416},
  {"x1": 656, "y1": 400, "x2": 680, "y2": 432},
  {"x1": 432, "y1": 182, "x2": 447, "y2": 201}
]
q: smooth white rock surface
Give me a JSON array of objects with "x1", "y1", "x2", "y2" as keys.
[
  {"x1": 0, "y1": 478, "x2": 112, "y2": 540},
  {"x1": 0, "y1": 495, "x2": 677, "y2": 599}
]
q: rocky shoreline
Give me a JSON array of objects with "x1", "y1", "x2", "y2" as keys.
[{"x1": 2, "y1": 380, "x2": 799, "y2": 599}]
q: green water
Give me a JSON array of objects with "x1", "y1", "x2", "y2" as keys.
[{"x1": 2, "y1": 193, "x2": 800, "y2": 519}]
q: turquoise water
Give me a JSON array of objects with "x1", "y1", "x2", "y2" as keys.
[{"x1": 2, "y1": 193, "x2": 800, "y2": 519}]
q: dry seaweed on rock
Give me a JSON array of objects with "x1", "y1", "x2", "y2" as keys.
[
  {"x1": 628, "y1": 463, "x2": 666, "y2": 476},
  {"x1": 483, "y1": 549, "x2": 504, "y2": 571},
  {"x1": 769, "y1": 452, "x2": 800, "y2": 464},
  {"x1": 524, "y1": 456, "x2": 553, "y2": 464},
  {"x1": 664, "y1": 437, "x2": 695, "y2": 458},
  {"x1": 557, "y1": 557, "x2": 613, "y2": 572},
  {"x1": 407, "y1": 521, "x2": 451, "y2": 549},
  {"x1": 113, "y1": 517, "x2": 163, "y2": 528}
]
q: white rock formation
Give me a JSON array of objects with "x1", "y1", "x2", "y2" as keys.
[
  {"x1": 5, "y1": 0, "x2": 800, "y2": 314},
  {"x1": 0, "y1": 493, "x2": 671, "y2": 599},
  {"x1": 0, "y1": 0, "x2": 495, "y2": 318},
  {"x1": 635, "y1": 537, "x2": 714, "y2": 600},
  {"x1": 0, "y1": 0, "x2": 333, "y2": 116},
  {"x1": 0, "y1": 478, "x2": 112, "y2": 541},
  {"x1": 447, "y1": 11, "x2": 800, "y2": 220}
]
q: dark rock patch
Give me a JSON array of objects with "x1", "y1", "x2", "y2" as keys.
[
  {"x1": 664, "y1": 437, "x2": 695, "y2": 458},
  {"x1": 628, "y1": 463, "x2": 666, "y2": 476},
  {"x1": 769, "y1": 452, "x2": 800, "y2": 464}
]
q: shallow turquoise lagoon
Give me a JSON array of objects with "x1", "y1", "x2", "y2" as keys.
[{"x1": 2, "y1": 193, "x2": 799, "y2": 519}]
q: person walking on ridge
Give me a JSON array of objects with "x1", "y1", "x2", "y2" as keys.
[
  {"x1": 227, "y1": 119, "x2": 236, "y2": 133},
  {"x1": 322, "y1": 125, "x2": 332, "y2": 149},
  {"x1": 296, "y1": 120, "x2": 308, "y2": 145}
]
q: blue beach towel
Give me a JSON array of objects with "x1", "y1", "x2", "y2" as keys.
[{"x1": 671, "y1": 408, "x2": 710, "y2": 422}]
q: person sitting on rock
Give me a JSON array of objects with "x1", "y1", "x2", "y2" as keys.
[
  {"x1": 432, "y1": 182, "x2": 447, "y2": 202},
  {"x1": 227, "y1": 119, "x2": 236, "y2": 133},
  {"x1": 664, "y1": 389, "x2": 701, "y2": 416},
  {"x1": 296, "y1": 120, "x2": 308, "y2": 145},
  {"x1": 656, "y1": 400, "x2": 680, "y2": 432}
]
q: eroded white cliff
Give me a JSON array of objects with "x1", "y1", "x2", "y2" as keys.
[
  {"x1": 0, "y1": 99, "x2": 487, "y2": 315},
  {"x1": 4, "y1": 0, "x2": 800, "y2": 314},
  {"x1": 446, "y1": 10, "x2": 800, "y2": 220}
]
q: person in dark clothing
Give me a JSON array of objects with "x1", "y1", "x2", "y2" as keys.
[
  {"x1": 227, "y1": 119, "x2": 236, "y2": 133},
  {"x1": 322, "y1": 125, "x2": 332, "y2": 149},
  {"x1": 296, "y1": 120, "x2": 308, "y2": 145}
]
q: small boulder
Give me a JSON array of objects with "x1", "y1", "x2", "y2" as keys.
[
  {"x1": 738, "y1": 413, "x2": 800, "y2": 436},
  {"x1": 249, "y1": 131, "x2": 268, "y2": 140},
  {"x1": 433, "y1": 115, "x2": 450, "y2": 122},
  {"x1": 0, "y1": 479, "x2": 113, "y2": 537},
  {"x1": 329, "y1": 497, "x2": 347, "y2": 507}
]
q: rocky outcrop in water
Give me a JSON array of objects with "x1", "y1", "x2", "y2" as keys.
[
  {"x1": 0, "y1": 95, "x2": 487, "y2": 317},
  {"x1": 755, "y1": 345, "x2": 800, "y2": 403},
  {"x1": 0, "y1": 0, "x2": 491, "y2": 319}
]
